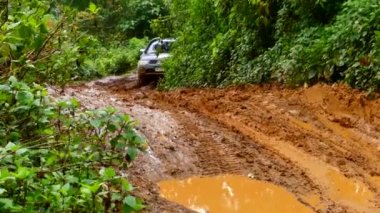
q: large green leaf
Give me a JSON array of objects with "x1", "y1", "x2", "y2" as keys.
[
  {"x1": 100, "y1": 167, "x2": 116, "y2": 180},
  {"x1": 88, "y1": 2, "x2": 99, "y2": 14},
  {"x1": 15, "y1": 167, "x2": 31, "y2": 180},
  {"x1": 127, "y1": 147, "x2": 138, "y2": 161},
  {"x1": 16, "y1": 91, "x2": 34, "y2": 105},
  {"x1": 123, "y1": 196, "x2": 145, "y2": 212},
  {"x1": 121, "y1": 178, "x2": 134, "y2": 192},
  {"x1": 0, "y1": 198, "x2": 14, "y2": 209}
]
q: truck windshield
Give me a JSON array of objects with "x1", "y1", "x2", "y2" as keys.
[{"x1": 148, "y1": 40, "x2": 174, "y2": 54}]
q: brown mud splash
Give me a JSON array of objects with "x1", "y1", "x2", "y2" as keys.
[{"x1": 59, "y1": 76, "x2": 380, "y2": 212}]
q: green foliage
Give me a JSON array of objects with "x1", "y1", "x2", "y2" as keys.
[
  {"x1": 161, "y1": 0, "x2": 380, "y2": 92},
  {"x1": 0, "y1": 76, "x2": 53, "y2": 142},
  {"x1": 0, "y1": 77, "x2": 147, "y2": 212},
  {"x1": 79, "y1": 0, "x2": 168, "y2": 40},
  {"x1": 0, "y1": 0, "x2": 91, "y2": 84},
  {"x1": 81, "y1": 37, "x2": 148, "y2": 77},
  {"x1": 160, "y1": 0, "x2": 282, "y2": 88},
  {"x1": 0, "y1": 0, "x2": 160, "y2": 86},
  {"x1": 0, "y1": 1, "x2": 160, "y2": 211},
  {"x1": 254, "y1": 0, "x2": 380, "y2": 91}
]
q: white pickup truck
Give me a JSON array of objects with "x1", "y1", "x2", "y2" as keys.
[{"x1": 137, "y1": 38, "x2": 175, "y2": 85}]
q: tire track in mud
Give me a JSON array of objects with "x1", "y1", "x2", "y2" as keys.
[
  {"x1": 177, "y1": 113, "x2": 247, "y2": 176},
  {"x1": 59, "y1": 76, "x2": 380, "y2": 212},
  {"x1": 214, "y1": 114, "x2": 376, "y2": 212},
  {"x1": 155, "y1": 102, "x2": 376, "y2": 212},
  {"x1": 165, "y1": 111, "x2": 331, "y2": 212},
  {"x1": 144, "y1": 85, "x2": 380, "y2": 212},
  {"x1": 243, "y1": 93, "x2": 380, "y2": 185}
]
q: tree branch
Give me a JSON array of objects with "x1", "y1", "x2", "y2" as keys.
[{"x1": 29, "y1": 18, "x2": 66, "y2": 61}]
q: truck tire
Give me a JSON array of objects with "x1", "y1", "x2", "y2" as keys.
[{"x1": 137, "y1": 71, "x2": 147, "y2": 86}]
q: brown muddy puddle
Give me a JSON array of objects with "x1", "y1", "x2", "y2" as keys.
[
  {"x1": 327, "y1": 169, "x2": 373, "y2": 205},
  {"x1": 158, "y1": 175, "x2": 313, "y2": 213},
  {"x1": 219, "y1": 117, "x2": 375, "y2": 211}
]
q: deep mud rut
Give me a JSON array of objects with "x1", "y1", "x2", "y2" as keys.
[{"x1": 52, "y1": 75, "x2": 380, "y2": 213}]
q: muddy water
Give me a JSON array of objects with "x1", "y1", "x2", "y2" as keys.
[
  {"x1": 304, "y1": 194, "x2": 324, "y2": 211},
  {"x1": 327, "y1": 169, "x2": 373, "y2": 204},
  {"x1": 216, "y1": 116, "x2": 375, "y2": 211},
  {"x1": 159, "y1": 175, "x2": 313, "y2": 213},
  {"x1": 62, "y1": 77, "x2": 380, "y2": 212}
]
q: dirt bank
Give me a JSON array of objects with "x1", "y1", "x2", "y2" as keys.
[{"x1": 55, "y1": 75, "x2": 380, "y2": 213}]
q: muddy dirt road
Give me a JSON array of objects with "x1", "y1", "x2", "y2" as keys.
[{"x1": 54, "y1": 75, "x2": 380, "y2": 213}]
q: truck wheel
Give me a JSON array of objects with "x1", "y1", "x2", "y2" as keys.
[{"x1": 137, "y1": 72, "x2": 146, "y2": 86}]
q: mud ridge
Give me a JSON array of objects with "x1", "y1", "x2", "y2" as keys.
[{"x1": 57, "y1": 75, "x2": 380, "y2": 212}]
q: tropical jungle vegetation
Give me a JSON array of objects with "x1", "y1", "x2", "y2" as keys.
[
  {"x1": 158, "y1": 0, "x2": 380, "y2": 93},
  {"x1": 0, "y1": 0, "x2": 165, "y2": 211},
  {"x1": 0, "y1": 0, "x2": 379, "y2": 212}
]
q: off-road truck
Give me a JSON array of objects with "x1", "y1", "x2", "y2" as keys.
[{"x1": 137, "y1": 38, "x2": 175, "y2": 85}]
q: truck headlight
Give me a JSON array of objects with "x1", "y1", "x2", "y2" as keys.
[{"x1": 138, "y1": 60, "x2": 149, "y2": 67}]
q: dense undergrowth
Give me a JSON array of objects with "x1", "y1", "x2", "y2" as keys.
[
  {"x1": 1, "y1": 0, "x2": 380, "y2": 211},
  {"x1": 160, "y1": 0, "x2": 380, "y2": 92},
  {"x1": 0, "y1": 0, "x2": 164, "y2": 86},
  {"x1": 0, "y1": 0, "x2": 167, "y2": 211},
  {"x1": 0, "y1": 77, "x2": 146, "y2": 212}
]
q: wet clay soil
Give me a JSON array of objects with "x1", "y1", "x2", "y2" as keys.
[{"x1": 53, "y1": 75, "x2": 380, "y2": 212}]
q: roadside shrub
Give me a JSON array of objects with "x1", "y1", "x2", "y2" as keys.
[
  {"x1": 82, "y1": 37, "x2": 148, "y2": 77},
  {"x1": 161, "y1": 0, "x2": 273, "y2": 88},
  {"x1": 161, "y1": 0, "x2": 380, "y2": 92},
  {"x1": 0, "y1": 77, "x2": 146, "y2": 212},
  {"x1": 0, "y1": 1, "x2": 151, "y2": 86},
  {"x1": 261, "y1": 0, "x2": 380, "y2": 90},
  {"x1": 82, "y1": 38, "x2": 147, "y2": 76}
]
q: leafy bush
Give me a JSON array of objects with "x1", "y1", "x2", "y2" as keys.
[
  {"x1": 0, "y1": 0, "x2": 154, "y2": 86},
  {"x1": 78, "y1": 0, "x2": 168, "y2": 40},
  {"x1": 82, "y1": 38, "x2": 148, "y2": 76},
  {"x1": 262, "y1": 0, "x2": 380, "y2": 91},
  {"x1": 160, "y1": 0, "x2": 380, "y2": 92},
  {"x1": 0, "y1": 1, "x2": 160, "y2": 211},
  {"x1": 0, "y1": 0, "x2": 91, "y2": 85},
  {"x1": 0, "y1": 77, "x2": 146, "y2": 212}
]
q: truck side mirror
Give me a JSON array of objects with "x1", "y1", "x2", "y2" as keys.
[{"x1": 140, "y1": 49, "x2": 145, "y2": 54}]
